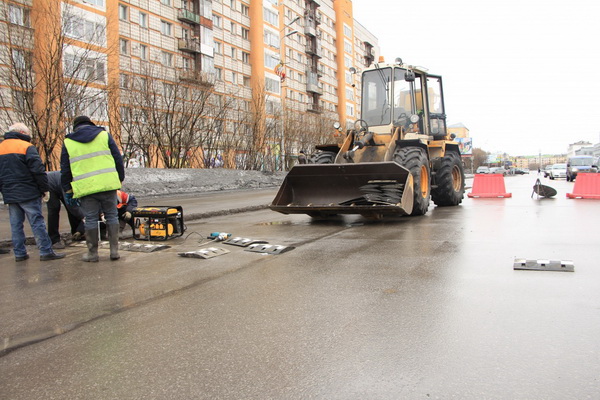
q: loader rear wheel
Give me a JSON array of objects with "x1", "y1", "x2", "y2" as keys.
[
  {"x1": 431, "y1": 151, "x2": 465, "y2": 206},
  {"x1": 311, "y1": 151, "x2": 336, "y2": 164},
  {"x1": 393, "y1": 147, "x2": 430, "y2": 216}
]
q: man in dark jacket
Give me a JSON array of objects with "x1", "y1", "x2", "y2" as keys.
[
  {"x1": 0, "y1": 123, "x2": 65, "y2": 261},
  {"x1": 61, "y1": 116, "x2": 125, "y2": 262},
  {"x1": 46, "y1": 170, "x2": 85, "y2": 248}
]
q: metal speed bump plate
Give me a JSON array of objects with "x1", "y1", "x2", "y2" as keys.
[
  {"x1": 514, "y1": 258, "x2": 574, "y2": 272},
  {"x1": 99, "y1": 241, "x2": 170, "y2": 253},
  {"x1": 224, "y1": 237, "x2": 268, "y2": 247},
  {"x1": 178, "y1": 247, "x2": 230, "y2": 259},
  {"x1": 244, "y1": 243, "x2": 294, "y2": 255}
]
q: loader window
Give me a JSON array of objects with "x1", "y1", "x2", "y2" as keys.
[
  {"x1": 361, "y1": 67, "x2": 392, "y2": 127},
  {"x1": 393, "y1": 69, "x2": 411, "y2": 119}
]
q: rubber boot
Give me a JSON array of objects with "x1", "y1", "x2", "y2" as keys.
[
  {"x1": 82, "y1": 229, "x2": 99, "y2": 262},
  {"x1": 108, "y1": 224, "x2": 120, "y2": 260}
]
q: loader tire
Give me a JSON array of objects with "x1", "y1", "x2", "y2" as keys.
[
  {"x1": 393, "y1": 147, "x2": 430, "y2": 216},
  {"x1": 311, "y1": 151, "x2": 336, "y2": 164},
  {"x1": 431, "y1": 151, "x2": 465, "y2": 207}
]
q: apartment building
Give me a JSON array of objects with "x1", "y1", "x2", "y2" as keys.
[{"x1": 0, "y1": 0, "x2": 379, "y2": 169}]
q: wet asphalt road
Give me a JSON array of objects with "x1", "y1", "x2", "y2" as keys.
[{"x1": 1, "y1": 174, "x2": 599, "y2": 399}]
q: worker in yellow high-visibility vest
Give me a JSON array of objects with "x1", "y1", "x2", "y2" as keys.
[{"x1": 60, "y1": 116, "x2": 125, "y2": 262}]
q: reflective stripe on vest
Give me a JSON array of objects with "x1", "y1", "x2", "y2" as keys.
[{"x1": 64, "y1": 131, "x2": 121, "y2": 198}]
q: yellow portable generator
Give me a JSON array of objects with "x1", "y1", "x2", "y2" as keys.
[{"x1": 132, "y1": 206, "x2": 185, "y2": 241}]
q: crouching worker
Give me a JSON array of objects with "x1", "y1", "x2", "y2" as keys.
[
  {"x1": 46, "y1": 171, "x2": 85, "y2": 248},
  {"x1": 116, "y1": 189, "x2": 137, "y2": 235},
  {"x1": 61, "y1": 116, "x2": 125, "y2": 262}
]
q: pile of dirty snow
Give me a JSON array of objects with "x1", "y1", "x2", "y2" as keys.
[{"x1": 121, "y1": 168, "x2": 287, "y2": 197}]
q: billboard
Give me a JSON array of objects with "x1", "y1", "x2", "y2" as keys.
[{"x1": 455, "y1": 138, "x2": 472, "y2": 156}]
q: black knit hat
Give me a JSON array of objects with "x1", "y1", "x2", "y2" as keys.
[{"x1": 73, "y1": 115, "x2": 94, "y2": 129}]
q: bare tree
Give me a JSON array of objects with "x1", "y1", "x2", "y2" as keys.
[
  {"x1": 0, "y1": 2, "x2": 114, "y2": 169},
  {"x1": 117, "y1": 61, "x2": 231, "y2": 169}
]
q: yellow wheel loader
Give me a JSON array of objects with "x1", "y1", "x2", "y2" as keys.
[{"x1": 270, "y1": 59, "x2": 465, "y2": 218}]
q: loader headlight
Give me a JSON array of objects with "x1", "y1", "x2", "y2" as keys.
[
  {"x1": 333, "y1": 122, "x2": 341, "y2": 130},
  {"x1": 410, "y1": 114, "x2": 419, "y2": 123}
]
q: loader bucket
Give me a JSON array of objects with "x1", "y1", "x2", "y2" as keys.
[{"x1": 269, "y1": 162, "x2": 414, "y2": 217}]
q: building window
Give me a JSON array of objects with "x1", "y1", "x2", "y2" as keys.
[
  {"x1": 264, "y1": 30, "x2": 279, "y2": 48},
  {"x1": 265, "y1": 77, "x2": 280, "y2": 94},
  {"x1": 119, "y1": 73, "x2": 130, "y2": 89},
  {"x1": 82, "y1": 0, "x2": 105, "y2": 7},
  {"x1": 64, "y1": 15, "x2": 106, "y2": 46},
  {"x1": 264, "y1": 52, "x2": 279, "y2": 69},
  {"x1": 230, "y1": 0, "x2": 236, "y2": 10},
  {"x1": 120, "y1": 106, "x2": 131, "y2": 123},
  {"x1": 161, "y1": 51, "x2": 173, "y2": 67},
  {"x1": 344, "y1": 39, "x2": 352, "y2": 54},
  {"x1": 214, "y1": 42, "x2": 222, "y2": 54},
  {"x1": 263, "y1": 8, "x2": 278, "y2": 26},
  {"x1": 8, "y1": 4, "x2": 30, "y2": 27},
  {"x1": 346, "y1": 103, "x2": 355, "y2": 117},
  {"x1": 63, "y1": 52, "x2": 106, "y2": 84},
  {"x1": 242, "y1": 52, "x2": 250, "y2": 64},
  {"x1": 119, "y1": 5, "x2": 128, "y2": 21},
  {"x1": 346, "y1": 87, "x2": 354, "y2": 101},
  {"x1": 120, "y1": 39, "x2": 129, "y2": 55},
  {"x1": 243, "y1": 76, "x2": 251, "y2": 87},
  {"x1": 230, "y1": 22, "x2": 236, "y2": 35},
  {"x1": 215, "y1": 67, "x2": 222, "y2": 80},
  {"x1": 161, "y1": 0, "x2": 171, "y2": 5},
  {"x1": 343, "y1": 23, "x2": 352, "y2": 38},
  {"x1": 139, "y1": 12, "x2": 148, "y2": 28},
  {"x1": 161, "y1": 21, "x2": 172, "y2": 36},
  {"x1": 182, "y1": 57, "x2": 192, "y2": 71},
  {"x1": 241, "y1": 27, "x2": 249, "y2": 40},
  {"x1": 213, "y1": 14, "x2": 221, "y2": 28},
  {"x1": 231, "y1": 72, "x2": 237, "y2": 84},
  {"x1": 11, "y1": 49, "x2": 32, "y2": 70},
  {"x1": 230, "y1": 47, "x2": 236, "y2": 59},
  {"x1": 241, "y1": 4, "x2": 249, "y2": 16},
  {"x1": 140, "y1": 44, "x2": 148, "y2": 60}
]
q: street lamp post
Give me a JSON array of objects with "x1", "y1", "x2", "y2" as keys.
[{"x1": 276, "y1": 17, "x2": 300, "y2": 171}]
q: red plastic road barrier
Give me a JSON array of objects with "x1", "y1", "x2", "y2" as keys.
[
  {"x1": 567, "y1": 173, "x2": 600, "y2": 199},
  {"x1": 467, "y1": 174, "x2": 512, "y2": 198}
]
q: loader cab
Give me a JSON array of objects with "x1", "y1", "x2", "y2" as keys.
[{"x1": 360, "y1": 65, "x2": 447, "y2": 140}]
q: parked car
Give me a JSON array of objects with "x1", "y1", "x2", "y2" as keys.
[
  {"x1": 566, "y1": 155, "x2": 598, "y2": 181},
  {"x1": 476, "y1": 166, "x2": 490, "y2": 174},
  {"x1": 549, "y1": 163, "x2": 567, "y2": 180},
  {"x1": 543, "y1": 165, "x2": 553, "y2": 178},
  {"x1": 511, "y1": 168, "x2": 527, "y2": 175},
  {"x1": 489, "y1": 167, "x2": 507, "y2": 175}
]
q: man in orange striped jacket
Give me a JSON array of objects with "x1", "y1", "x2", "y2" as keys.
[{"x1": 0, "y1": 123, "x2": 65, "y2": 262}]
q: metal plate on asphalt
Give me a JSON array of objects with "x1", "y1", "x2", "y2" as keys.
[
  {"x1": 118, "y1": 242, "x2": 171, "y2": 252},
  {"x1": 245, "y1": 243, "x2": 294, "y2": 255},
  {"x1": 178, "y1": 247, "x2": 230, "y2": 259},
  {"x1": 224, "y1": 237, "x2": 268, "y2": 247},
  {"x1": 514, "y1": 258, "x2": 574, "y2": 272}
]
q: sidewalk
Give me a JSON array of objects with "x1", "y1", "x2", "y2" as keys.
[{"x1": 0, "y1": 188, "x2": 278, "y2": 245}]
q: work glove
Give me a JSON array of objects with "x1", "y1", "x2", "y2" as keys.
[
  {"x1": 64, "y1": 192, "x2": 80, "y2": 207},
  {"x1": 123, "y1": 211, "x2": 132, "y2": 221},
  {"x1": 42, "y1": 192, "x2": 50, "y2": 202}
]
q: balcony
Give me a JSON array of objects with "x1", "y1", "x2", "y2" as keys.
[
  {"x1": 178, "y1": 8, "x2": 200, "y2": 25},
  {"x1": 305, "y1": 41, "x2": 322, "y2": 58},
  {"x1": 178, "y1": 38, "x2": 201, "y2": 53},
  {"x1": 306, "y1": 71, "x2": 322, "y2": 95},
  {"x1": 307, "y1": 101, "x2": 321, "y2": 114},
  {"x1": 179, "y1": 70, "x2": 213, "y2": 87}
]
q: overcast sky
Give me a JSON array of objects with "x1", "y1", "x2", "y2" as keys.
[{"x1": 351, "y1": 0, "x2": 600, "y2": 156}]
